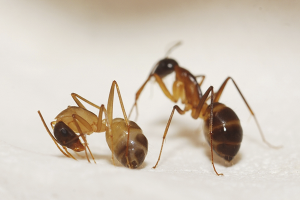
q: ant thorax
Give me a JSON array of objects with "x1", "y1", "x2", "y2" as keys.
[{"x1": 55, "y1": 106, "x2": 98, "y2": 135}]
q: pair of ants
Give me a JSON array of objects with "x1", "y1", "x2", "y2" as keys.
[{"x1": 38, "y1": 42, "x2": 280, "y2": 175}]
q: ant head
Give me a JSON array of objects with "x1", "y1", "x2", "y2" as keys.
[
  {"x1": 54, "y1": 121, "x2": 85, "y2": 152},
  {"x1": 151, "y1": 58, "x2": 178, "y2": 78}
]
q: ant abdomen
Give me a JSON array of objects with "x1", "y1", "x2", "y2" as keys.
[
  {"x1": 203, "y1": 102, "x2": 243, "y2": 162},
  {"x1": 106, "y1": 118, "x2": 148, "y2": 168}
]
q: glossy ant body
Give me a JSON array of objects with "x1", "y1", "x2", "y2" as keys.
[
  {"x1": 38, "y1": 81, "x2": 148, "y2": 169},
  {"x1": 129, "y1": 42, "x2": 279, "y2": 175}
]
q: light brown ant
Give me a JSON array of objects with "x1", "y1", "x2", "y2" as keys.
[
  {"x1": 38, "y1": 81, "x2": 148, "y2": 169},
  {"x1": 129, "y1": 42, "x2": 280, "y2": 175}
]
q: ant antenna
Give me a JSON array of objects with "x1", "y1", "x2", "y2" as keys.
[{"x1": 165, "y1": 41, "x2": 182, "y2": 58}]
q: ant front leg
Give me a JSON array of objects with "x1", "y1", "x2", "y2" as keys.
[
  {"x1": 153, "y1": 74, "x2": 178, "y2": 103},
  {"x1": 214, "y1": 77, "x2": 281, "y2": 149},
  {"x1": 129, "y1": 74, "x2": 178, "y2": 120},
  {"x1": 128, "y1": 76, "x2": 151, "y2": 120},
  {"x1": 37, "y1": 111, "x2": 76, "y2": 160},
  {"x1": 153, "y1": 105, "x2": 186, "y2": 169}
]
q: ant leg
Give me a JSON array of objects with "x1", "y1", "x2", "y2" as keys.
[
  {"x1": 172, "y1": 80, "x2": 185, "y2": 103},
  {"x1": 194, "y1": 75, "x2": 206, "y2": 87},
  {"x1": 71, "y1": 94, "x2": 117, "y2": 163},
  {"x1": 71, "y1": 93, "x2": 108, "y2": 132},
  {"x1": 194, "y1": 75, "x2": 212, "y2": 101},
  {"x1": 153, "y1": 74, "x2": 177, "y2": 102},
  {"x1": 72, "y1": 92, "x2": 122, "y2": 165},
  {"x1": 71, "y1": 93, "x2": 101, "y2": 110},
  {"x1": 214, "y1": 77, "x2": 281, "y2": 149},
  {"x1": 50, "y1": 121, "x2": 56, "y2": 129},
  {"x1": 37, "y1": 111, "x2": 75, "y2": 160},
  {"x1": 72, "y1": 114, "x2": 96, "y2": 163},
  {"x1": 172, "y1": 81, "x2": 195, "y2": 110},
  {"x1": 194, "y1": 86, "x2": 224, "y2": 176},
  {"x1": 129, "y1": 76, "x2": 151, "y2": 119},
  {"x1": 129, "y1": 42, "x2": 182, "y2": 119},
  {"x1": 129, "y1": 74, "x2": 178, "y2": 120},
  {"x1": 107, "y1": 81, "x2": 130, "y2": 124},
  {"x1": 95, "y1": 104, "x2": 108, "y2": 133},
  {"x1": 152, "y1": 86, "x2": 223, "y2": 175},
  {"x1": 153, "y1": 105, "x2": 186, "y2": 169},
  {"x1": 107, "y1": 80, "x2": 134, "y2": 168},
  {"x1": 62, "y1": 146, "x2": 77, "y2": 160},
  {"x1": 95, "y1": 104, "x2": 116, "y2": 165}
]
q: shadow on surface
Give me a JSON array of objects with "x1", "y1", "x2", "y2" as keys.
[
  {"x1": 56, "y1": 151, "x2": 149, "y2": 169},
  {"x1": 150, "y1": 117, "x2": 243, "y2": 167}
]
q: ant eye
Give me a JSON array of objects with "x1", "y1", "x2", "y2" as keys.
[
  {"x1": 60, "y1": 128, "x2": 68, "y2": 136},
  {"x1": 54, "y1": 121, "x2": 76, "y2": 140},
  {"x1": 54, "y1": 121, "x2": 80, "y2": 147},
  {"x1": 167, "y1": 63, "x2": 173, "y2": 68}
]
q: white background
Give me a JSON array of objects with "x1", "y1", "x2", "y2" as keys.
[{"x1": 1, "y1": 0, "x2": 299, "y2": 199}]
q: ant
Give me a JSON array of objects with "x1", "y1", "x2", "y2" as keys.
[
  {"x1": 38, "y1": 81, "x2": 148, "y2": 169},
  {"x1": 129, "y1": 42, "x2": 280, "y2": 175}
]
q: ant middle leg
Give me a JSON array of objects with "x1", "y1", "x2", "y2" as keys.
[
  {"x1": 153, "y1": 86, "x2": 223, "y2": 176},
  {"x1": 72, "y1": 94, "x2": 116, "y2": 165},
  {"x1": 71, "y1": 93, "x2": 101, "y2": 110},
  {"x1": 70, "y1": 93, "x2": 108, "y2": 133},
  {"x1": 214, "y1": 77, "x2": 281, "y2": 149},
  {"x1": 194, "y1": 75, "x2": 206, "y2": 87},
  {"x1": 152, "y1": 105, "x2": 186, "y2": 169},
  {"x1": 70, "y1": 92, "x2": 116, "y2": 163},
  {"x1": 72, "y1": 114, "x2": 96, "y2": 163},
  {"x1": 69, "y1": 103, "x2": 111, "y2": 164}
]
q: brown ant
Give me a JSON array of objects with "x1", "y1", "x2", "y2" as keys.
[
  {"x1": 129, "y1": 42, "x2": 280, "y2": 175},
  {"x1": 38, "y1": 81, "x2": 148, "y2": 169}
]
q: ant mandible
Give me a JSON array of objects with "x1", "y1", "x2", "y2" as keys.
[
  {"x1": 129, "y1": 42, "x2": 280, "y2": 175},
  {"x1": 38, "y1": 81, "x2": 148, "y2": 169}
]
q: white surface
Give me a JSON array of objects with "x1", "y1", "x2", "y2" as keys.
[{"x1": 1, "y1": 0, "x2": 300, "y2": 199}]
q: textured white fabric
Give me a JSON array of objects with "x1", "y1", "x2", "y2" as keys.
[{"x1": 1, "y1": 1, "x2": 299, "y2": 199}]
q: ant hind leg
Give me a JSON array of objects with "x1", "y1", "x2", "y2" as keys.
[{"x1": 214, "y1": 77, "x2": 281, "y2": 149}]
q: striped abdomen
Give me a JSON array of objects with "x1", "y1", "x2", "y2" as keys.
[
  {"x1": 203, "y1": 102, "x2": 243, "y2": 161},
  {"x1": 106, "y1": 118, "x2": 148, "y2": 168}
]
